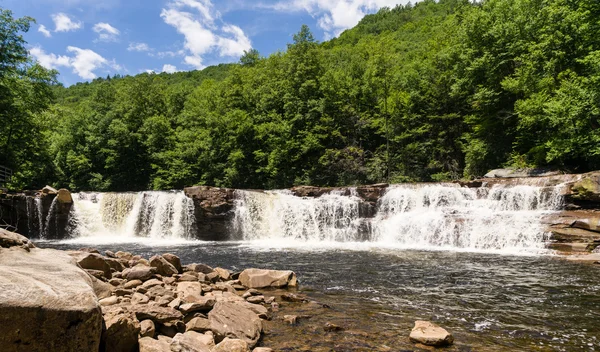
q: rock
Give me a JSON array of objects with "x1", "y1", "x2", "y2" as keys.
[
  {"x1": 186, "y1": 317, "x2": 212, "y2": 332},
  {"x1": 168, "y1": 297, "x2": 182, "y2": 309},
  {"x1": 42, "y1": 185, "x2": 58, "y2": 194},
  {"x1": 206, "y1": 271, "x2": 220, "y2": 282},
  {"x1": 116, "y1": 251, "x2": 134, "y2": 260},
  {"x1": 100, "y1": 296, "x2": 120, "y2": 306},
  {"x1": 178, "y1": 272, "x2": 198, "y2": 281},
  {"x1": 170, "y1": 331, "x2": 212, "y2": 352},
  {"x1": 242, "y1": 289, "x2": 261, "y2": 298},
  {"x1": 179, "y1": 297, "x2": 216, "y2": 314},
  {"x1": 484, "y1": 168, "x2": 561, "y2": 178},
  {"x1": 116, "y1": 288, "x2": 134, "y2": 296},
  {"x1": 124, "y1": 279, "x2": 143, "y2": 289},
  {"x1": 86, "y1": 268, "x2": 107, "y2": 280},
  {"x1": 56, "y1": 188, "x2": 73, "y2": 203},
  {"x1": 208, "y1": 301, "x2": 263, "y2": 347},
  {"x1": 140, "y1": 319, "x2": 156, "y2": 338},
  {"x1": 110, "y1": 278, "x2": 125, "y2": 286},
  {"x1": 71, "y1": 252, "x2": 112, "y2": 279},
  {"x1": 409, "y1": 320, "x2": 454, "y2": 347},
  {"x1": 253, "y1": 348, "x2": 274, "y2": 352},
  {"x1": 239, "y1": 268, "x2": 297, "y2": 288},
  {"x1": 132, "y1": 292, "x2": 151, "y2": 305},
  {"x1": 571, "y1": 217, "x2": 600, "y2": 233},
  {"x1": 281, "y1": 292, "x2": 307, "y2": 303},
  {"x1": 246, "y1": 295, "x2": 265, "y2": 304},
  {"x1": 105, "y1": 257, "x2": 126, "y2": 272},
  {"x1": 0, "y1": 247, "x2": 103, "y2": 351},
  {"x1": 126, "y1": 264, "x2": 157, "y2": 281},
  {"x1": 324, "y1": 322, "x2": 344, "y2": 332},
  {"x1": 284, "y1": 315, "x2": 298, "y2": 325},
  {"x1": 106, "y1": 250, "x2": 117, "y2": 258},
  {"x1": 177, "y1": 282, "x2": 203, "y2": 302},
  {"x1": 0, "y1": 228, "x2": 34, "y2": 248},
  {"x1": 162, "y1": 253, "x2": 183, "y2": 273},
  {"x1": 187, "y1": 263, "x2": 214, "y2": 274},
  {"x1": 212, "y1": 338, "x2": 250, "y2": 352},
  {"x1": 102, "y1": 307, "x2": 141, "y2": 352},
  {"x1": 90, "y1": 275, "x2": 114, "y2": 299},
  {"x1": 132, "y1": 305, "x2": 184, "y2": 324},
  {"x1": 138, "y1": 337, "x2": 170, "y2": 352},
  {"x1": 141, "y1": 278, "x2": 164, "y2": 290},
  {"x1": 150, "y1": 255, "x2": 179, "y2": 277},
  {"x1": 214, "y1": 267, "x2": 231, "y2": 280}
]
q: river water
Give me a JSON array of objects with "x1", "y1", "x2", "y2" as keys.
[{"x1": 38, "y1": 240, "x2": 600, "y2": 351}]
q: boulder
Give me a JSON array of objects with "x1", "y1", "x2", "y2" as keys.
[
  {"x1": 212, "y1": 338, "x2": 250, "y2": 352},
  {"x1": 131, "y1": 305, "x2": 183, "y2": 324},
  {"x1": 238, "y1": 268, "x2": 297, "y2": 288},
  {"x1": 102, "y1": 307, "x2": 141, "y2": 352},
  {"x1": 187, "y1": 263, "x2": 214, "y2": 274},
  {"x1": 162, "y1": 253, "x2": 183, "y2": 273},
  {"x1": 100, "y1": 296, "x2": 119, "y2": 307},
  {"x1": 124, "y1": 279, "x2": 143, "y2": 289},
  {"x1": 208, "y1": 301, "x2": 263, "y2": 347},
  {"x1": 214, "y1": 267, "x2": 231, "y2": 280},
  {"x1": 56, "y1": 188, "x2": 73, "y2": 204},
  {"x1": 126, "y1": 264, "x2": 157, "y2": 281},
  {"x1": 71, "y1": 252, "x2": 112, "y2": 279},
  {"x1": 170, "y1": 331, "x2": 212, "y2": 352},
  {"x1": 186, "y1": 317, "x2": 211, "y2": 332},
  {"x1": 0, "y1": 247, "x2": 103, "y2": 351},
  {"x1": 138, "y1": 337, "x2": 170, "y2": 352},
  {"x1": 0, "y1": 228, "x2": 34, "y2": 248},
  {"x1": 409, "y1": 320, "x2": 454, "y2": 347},
  {"x1": 41, "y1": 185, "x2": 58, "y2": 194},
  {"x1": 484, "y1": 168, "x2": 561, "y2": 178},
  {"x1": 176, "y1": 282, "x2": 203, "y2": 302},
  {"x1": 150, "y1": 255, "x2": 178, "y2": 277},
  {"x1": 179, "y1": 297, "x2": 216, "y2": 314},
  {"x1": 253, "y1": 348, "x2": 274, "y2": 352}
]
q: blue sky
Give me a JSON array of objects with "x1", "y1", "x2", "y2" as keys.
[{"x1": 1, "y1": 0, "x2": 409, "y2": 85}]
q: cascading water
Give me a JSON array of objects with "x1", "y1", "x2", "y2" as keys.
[
  {"x1": 68, "y1": 191, "x2": 196, "y2": 240},
  {"x1": 233, "y1": 184, "x2": 564, "y2": 252}
]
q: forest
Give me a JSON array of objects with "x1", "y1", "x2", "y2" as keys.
[{"x1": 1, "y1": 0, "x2": 600, "y2": 191}]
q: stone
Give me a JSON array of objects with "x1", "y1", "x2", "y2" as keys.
[
  {"x1": 283, "y1": 315, "x2": 297, "y2": 325},
  {"x1": 214, "y1": 267, "x2": 231, "y2": 280},
  {"x1": 138, "y1": 337, "x2": 170, "y2": 352},
  {"x1": 178, "y1": 272, "x2": 199, "y2": 281},
  {"x1": 140, "y1": 319, "x2": 156, "y2": 338},
  {"x1": 105, "y1": 257, "x2": 126, "y2": 272},
  {"x1": 162, "y1": 253, "x2": 183, "y2": 273},
  {"x1": 126, "y1": 264, "x2": 157, "y2": 281},
  {"x1": 246, "y1": 295, "x2": 265, "y2": 304},
  {"x1": 102, "y1": 307, "x2": 141, "y2": 352},
  {"x1": 116, "y1": 251, "x2": 134, "y2": 260},
  {"x1": 116, "y1": 288, "x2": 134, "y2": 296},
  {"x1": 141, "y1": 278, "x2": 164, "y2": 290},
  {"x1": 0, "y1": 247, "x2": 103, "y2": 351},
  {"x1": 208, "y1": 301, "x2": 263, "y2": 347},
  {"x1": 187, "y1": 263, "x2": 214, "y2": 274},
  {"x1": 281, "y1": 292, "x2": 307, "y2": 303},
  {"x1": 0, "y1": 228, "x2": 34, "y2": 248},
  {"x1": 42, "y1": 185, "x2": 58, "y2": 194},
  {"x1": 170, "y1": 331, "x2": 212, "y2": 352},
  {"x1": 105, "y1": 250, "x2": 117, "y2": 258},
  {"x1": 324, "y1": 322, "x2": 344, "y2": 332},
  {"x1": 150, "y1": 255, "x2": 179, "y2": 277},
  {"x1": 206, "y1": 271, "x2": 220, "y2": 282},
  {"x1": 186, "y1": 317, "x2": 212, "y2": 332},
  {"x1": 212, "y1": 338, "x2": 251, "y2": 352},
  {"x1": 56, "y1": 188, "x2": 73, "y2": 204},
  {"x1": 110, "y1": 278, "x2": 125, "y2": 286},
  {"x1": 124, "y1": 279, "x2": 143, "y2": 289},
  {"x1": 177, "y1": 281, "x2": 203, "y2": 302},
  {"x1": 484, "y1": 168, "x2": 561, "y2": 178},
  {"x1": 157, "y1": 335, "x2": 173, "y2": 343},
  {"x1": 242, "y1": 289, "x2": 261, "y2": 298},
  {"x1": 86, "y1": 268, "x2": 107, "y2": 280},
  {"x1": 239, "y1": 268, "x2": 297, "y2": 288},
  {"x1": 132, "y1": 292, "x2": 150, "y2": 305},
  {"x1": 91, "y1": 276, "x2": 114, "y2": 299},
  {"x1": 179, "y1": 297, "x2": 217, "y2": 314},
  {"x1": 71, "y1": 251, "x2": 112, "y2": 279},
  {"x1": 409, "y1": 320, "x2": 454, "y2": 347},
  {"x1": 100, "y1": 296, "x2": 120, "y2": 306},
  {"x1": 131, "y1": 305, "x2": 183, "y2": 324},
  {"x1": 253, "y1": 348, "x2": 274, "y2": 352},
  {"x1": 168, "y1": 297, "x2": 182, "y2": 309}
]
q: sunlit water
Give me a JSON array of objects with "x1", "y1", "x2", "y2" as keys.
[{"x1": 38, "y1": 240, "x2": 600, "y2": 351}]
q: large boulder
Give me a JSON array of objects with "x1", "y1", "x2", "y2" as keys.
[
  {"x1": 102, "y1": 306, "x2": 141, "y2": 352},
  {"x1": 238, "y1": 268, "x2": 297, "y2": 288},
  {"x1": 0, "y1": 247, "x2": 103, "y2": 351},
  {"x1": 70, "y1": 251, "x2": 112, "y2": 279},
  {"x1": 149, "y1": 255, "x2": 178, "y2": 277},
  {"x1": 162, "y1": 253, "x2": 183, "y2": 273},
  {"x1": 0, "y1": 228, "x2": 34, "y2": 248},
  {"x1": 56, "y1": 188, "x2": 73, "y2": 204},
  {"x1": 208, "y1": 301, "x2": 263, "y2": 347},
  {"x1": 409, "y1": 320, "x2": 454, "y2": 347}
]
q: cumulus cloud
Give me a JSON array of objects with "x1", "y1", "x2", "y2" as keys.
[
  {"x1": 270, "y1": 0, "x2": 407, "y2": 37},
  {"x1": 161, "y1": 0, "x2": 252, "y2": 69},
  {"x1": 162, "y1": 64, "x2": 178, "y2": 73},
  {"x1": 128, "y1": 42, "x2": 151, "y2": 52},
  {"x1": 30, "y1": 46, "x2": 118, "y2": 80},
  {"x1": 52, "y1": 13, "x2": 82, "y2": 32},
  {"x1": 38, "y1": 25, "x2": 52, "y2": 38},
  {"x1": 93, "y1": 22, "x2": 120, "y2": 42}
]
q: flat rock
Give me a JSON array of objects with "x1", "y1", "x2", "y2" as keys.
[
  {"x1": 239, "y1": 268, "x2": 297, "y2": 288},
  {"x1": 208, "y1": 301, "x2": 263, "y2": 347},
  {"x1": 0, "y1": 247, "x2": 102, "y2": 351},
  {"x1": 170, "y1": 331, "x2": 212, "y2": 352},
  {"x1": 186, "y1": 317, "x2": 212, "y2": 332},
  {"x1": 126, "y1": 264, "x2": 157, "y2": 282},
  {"x1": 179, "y1": 297, "x2": 216, "y2": 314},
  {"x1": 131, "y1": 304, "x2": 183, "y2": 324},
  {"x1": 409, "y1": 320, "x2": 454, "y2": 347},
  {"x1": 177, "y1": 281, "x2": 203, "y2": 302}
]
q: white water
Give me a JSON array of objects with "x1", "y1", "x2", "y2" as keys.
[
  {"x1": 233, "y1": 184, "x2": 564, "y2": 253},
  {"x1": 67, "y1": 191, "x2": 196, "y2": 242}
]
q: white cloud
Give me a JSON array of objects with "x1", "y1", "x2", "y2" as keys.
[
  {"x1": 161, "y1": 0, "x2": 252, "y2": 70},
  {"x1": 51, "y1": 13, "x2": 82, "y2": 32},
  {"x1": 128, "y1": 42, "x2": 151, "y2": 52},
  {"x1": 162, "y1": 64, "x2": 178, "y2": 73},
  {"x1": 155, "y1": 50, "x2": 185, "y2": 58},
  {"x1": 270, "y1": 0, "x2": 407, "y2": 37},
  {"x1": 38, "y1": 25, "x2": 52, "y2": 38},
  {"x1": 30, "y1": 46, "x2": 119, "y2": 80},
  {"x1": 93, "y1": 22, "x2": 120, "y2": 42}
]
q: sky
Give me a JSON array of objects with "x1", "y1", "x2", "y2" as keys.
[{"x1": 0, "y1": 0, "x2": 410, "y2": 86}]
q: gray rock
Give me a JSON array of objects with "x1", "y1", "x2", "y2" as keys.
[
  {"x1": 0, "y1": 247, "x2": 103, "y2": 351},
  {"x1": 239, "y1": 268, "x2": 297, "y2": 288},
  {"x1": 484, "y1": 168, "x2": 561, "y2": 178}
]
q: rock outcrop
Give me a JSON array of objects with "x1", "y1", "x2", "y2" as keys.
[
  {"x1": 184, "y1": 186, "x2": 236, "y2": 240},
  {"x1": 0, "y1": 246, "x2": 103, "y2": 351}
]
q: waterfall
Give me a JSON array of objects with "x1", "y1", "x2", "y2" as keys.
[
  {"x1": 68, "y1": 191, "x2": 196, "y2": 240},
  {"x1": 233, "y1": 184, "x2": 564, "y2": 252}
]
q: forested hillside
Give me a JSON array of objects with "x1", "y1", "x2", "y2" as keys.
[{"x1": 2, "y1": 0, "x2": 600, "y2": 191}]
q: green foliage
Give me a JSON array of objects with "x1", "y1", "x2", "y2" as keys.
[{"x1": 4, "y1": 0, "x2": 600, "y2": 191}]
